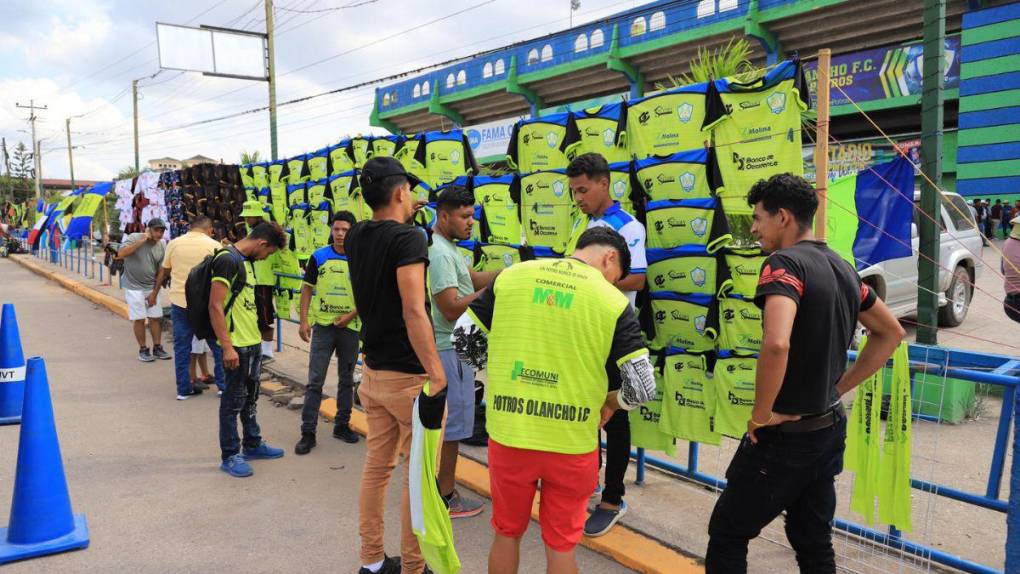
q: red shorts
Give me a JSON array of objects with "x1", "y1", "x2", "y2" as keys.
[{"x1": 488, "y1": 439, "x2": 598, "y2": 552}]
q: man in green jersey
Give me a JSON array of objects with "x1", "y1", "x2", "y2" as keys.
[
  {"x1": 453, "y1": 227, "x2": 657, "y2": 574},
  {"x1": 241, "y1": 201, "x2": 280, "y2": 365},
  {"x1": 295, "y1": 211, "x2": 362, "y2": 454},
  {"x1": 428, "y1": 185, "x2": 500, "y2": 519},
  {"x1": 209, "y1": 222, "x2": 289, "y2": 478}
]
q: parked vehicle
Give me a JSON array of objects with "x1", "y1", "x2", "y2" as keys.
[{"x1": 859, "y1": 191, "x2": 983, "y2": 327}]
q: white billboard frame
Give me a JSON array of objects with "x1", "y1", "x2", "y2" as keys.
[{"x1": 156, "y1": 22, "x2": 268, "y2": 82}]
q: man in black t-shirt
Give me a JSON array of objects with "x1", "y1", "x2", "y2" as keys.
[
  {"x1": 706, "y1": 174, "x2": 904, "y2": 573},
  {"x1": 345, "y1": 157, "x2": 447, "y2": 574}
]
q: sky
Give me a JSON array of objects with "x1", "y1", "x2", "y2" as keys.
[{"x1": 0, "y1": 0, "x2": 654, "y2": 181}]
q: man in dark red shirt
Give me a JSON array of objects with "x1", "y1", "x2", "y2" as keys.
[{"x1": 706, "y1": 174, "x2": 905, "y2": 573}]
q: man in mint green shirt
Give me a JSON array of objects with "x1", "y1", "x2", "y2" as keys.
[{"x1": 429, "y1": 185, "x2": 500, "y2": 519}]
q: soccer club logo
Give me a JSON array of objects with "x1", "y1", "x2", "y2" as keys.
[
  {"x1": 676, "y1": 102, "x2": 694, "y2": 124},
  {"x1": 602, "y1": 128, "x2": 615, "y2": 147},
  {"x1": 450, "y1": 150, "x2": 461, "y2": 164},
  {"x1": 546, "y1": 131, "x2": 559, "y2": 148},
  {"x1": 552, "y1": 180, "x2": 565, "y2": 198},
  {"x1": 690, "y1": 217, "x2": 708, "y2": 237},
  {"x1": 690, "y1": 267, "x2": 707, "y2": 287},
  {"x1": 766, "y1": 91, "x2": 787, "y2": 115},
  {"x1": 613, "y1": 180, "x2": 626, "y2": 199},
  {"x1": 679, "y1": 172, "x2": 696, "y2": 193},
  {"x1": 502, "y1": 253, "x2": 514, "y2": 267},
  {"x1": 694, "y1": 315, "x2": 707, "y2": 335}
]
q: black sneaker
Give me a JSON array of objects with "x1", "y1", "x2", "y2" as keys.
[
  {"x1": 333, "y1": 424, "x2": 360, "y2": 444},
  {"x1": 176, "y1": 388, "x2": 204, "y2": 401},
  {"x1": 359, "y1": 556, "x2": 400, "y2": 574},
  {"x1": 138, "y1": 347, "x2": 154, "y2": 363},
  {"x1": 152, "y1": 345, "x2": 171, "y2": 360},
  {"x1": 294, "y1": 432, "x2": 316, "y2": 455},
  {"x1": 191, "y1": 380, "x2": 210, "y2": 391}
]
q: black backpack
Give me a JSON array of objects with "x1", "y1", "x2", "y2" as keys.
[{"x1": 185, "y1": 247, "x2": 246, "y2": 341}]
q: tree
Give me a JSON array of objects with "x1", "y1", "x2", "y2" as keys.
[
  {"x1": 240, "y1": 150, "x2": 263, "y2": 165},
  {"x1": 117, "y1": 166, "x2": 140, "y2": 180},
  {"x1": 3, "y1": 142, "x2": 35, "y2": 203}
]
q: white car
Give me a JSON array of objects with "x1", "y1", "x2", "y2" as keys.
[{"x1": 858, "y1": 191, "x2": 983, "y2": 327}]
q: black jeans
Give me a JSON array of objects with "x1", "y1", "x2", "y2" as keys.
[
  {"x1": 1006, "y1": 293, "x2": 1020, "y2": 324},
  {"x1": 301, "y1": 324, "x2": 359, "y2": 432},
  {"x1": 706, "y1": 415, "x2": 848, "y2": 574},
  {"x1": 598, "y1": 408, "x2": 631, "y2": 506},
  {"x1": 218, "y1": 344, "x2": 263, "y2": 461}
]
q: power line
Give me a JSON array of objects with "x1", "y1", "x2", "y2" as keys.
[
  {"x1": 276, "y1": 0, "x2": 379, "y2": 14},
  {"x1": 79, "y1": 0, "x2": 659, "y2": 148},
  {"x1": 57, "y1": 0, "x2": 233, "y2": 93}
]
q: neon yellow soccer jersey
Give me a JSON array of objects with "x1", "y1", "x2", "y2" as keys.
[
  {"x1": 509, "y1": 170, "x2": 574, "y2": 253},
  {"x1": 506, "y1": 113, "x2": 570, "y2": 173},
  {"x1": 703, "y1": 59, "x2": 811, "y2": 216},
  {"x1": 618, "y1": 83, "x2": 709, "y2": 160},
  {"x1": 561, "y1": 103, "x2": 629, "y2": 164}
]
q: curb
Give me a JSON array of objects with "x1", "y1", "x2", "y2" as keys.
[
  {"x1": 10, "y1": 255, "x2": 129, "y2": 320},
  {"x1": 11, "y1": 254, "x2": 703, "y2": 573}
]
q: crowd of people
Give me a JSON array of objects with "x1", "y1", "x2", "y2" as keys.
[
  {"x1": 109, "y1": 152, "x2": 910, "y2": 574},
  {"x1": 972, "y1": 197, "x2": 1020, "y2": 242}
]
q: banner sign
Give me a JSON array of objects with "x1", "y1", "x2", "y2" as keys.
[
  {"x1": 465, "y1": 115, "x2": 528, "y2": 160},
  {"x1": 803, "y1": 138, "x2": 920, "y2": 184},
  {"x1": 804, "y1": 36, "x2": 961, "y2": 108}
]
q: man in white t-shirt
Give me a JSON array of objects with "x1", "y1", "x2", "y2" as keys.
[{"x1": 566, "y1": 152, "x2": 646, "y2": 538}]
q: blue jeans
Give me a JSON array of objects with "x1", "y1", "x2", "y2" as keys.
[
  {"x1": 217, "y1": 343, "x2": 263, "y2": 461},
  {"x1": 171, "y1": 305, "x2": 225, "y2": 396}
]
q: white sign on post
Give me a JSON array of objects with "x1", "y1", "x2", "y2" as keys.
[{"x1": 156, "y1": 23, "x2": 267, "y2": 81}]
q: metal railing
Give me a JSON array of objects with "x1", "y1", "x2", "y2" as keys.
[{"x1": 626, "y1": 344, "x2": 1019, "y2": 574}]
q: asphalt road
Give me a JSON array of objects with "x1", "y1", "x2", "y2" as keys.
[{"x1": 0, "y1": 259, "x2": 631, "y2": 574}]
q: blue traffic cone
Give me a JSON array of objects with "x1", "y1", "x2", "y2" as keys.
[
  {"x1": 0, "y1": 303, "x2": 26, "y2": 425},
  {"x1": 0, "y1": 357, "x2": 89, "y2": 564}
]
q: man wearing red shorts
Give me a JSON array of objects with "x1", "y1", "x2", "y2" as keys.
[{"x1": 452, "y1": 227, "x2": 656, "y2": 574}]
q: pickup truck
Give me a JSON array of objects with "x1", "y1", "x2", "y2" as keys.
[{"x1": 858, "y1": 191, "x2": 983, "y2": 327}]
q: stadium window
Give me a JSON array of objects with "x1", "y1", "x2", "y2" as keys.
[
  {"x1": 457, "y1": 70, "x2": 467, "y2": 85},
  {"x1": 446, "y1": 73, "x2": 455, "y2": 89},
  {"x1": 495, "y1": 58, "x2": 505, "y2": 74},
  {"x1": 527, "y1": 48, "x2": 539, "y2": 65},
  {"x1": 413, "y1": 84, "x2": 421, "y2": 98},
  {"x1": 422, "y1": 81, "x2": 430, "y2": 96},
  {"x1": 541, "y1": 44, "x2": 553, "y2": 62},
  {"x1": 483, "y1": 62, "x2": 494, "y2": 78},
  {"x1": 575, "y1": 34, "x2": 588, "y2": 53},
  {"x1": 719, "y1": 0, "x2": 738, "y2": 11},
  {"x1": 650, "y1": 11, "x2": 666, "y2": 31},
  {"x1": 697, "y1": 0, "x2": 714, "y2": 18},
  {"x1": 590, "y1": 28, "x2": 605, "y2": 48},
  {"x1": 630, "y1": 17, "x2": 647, "y2": 36}
]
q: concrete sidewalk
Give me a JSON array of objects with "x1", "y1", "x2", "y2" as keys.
[{"x1": 0, "y1": 258, "x2": 636, "y2": 573}]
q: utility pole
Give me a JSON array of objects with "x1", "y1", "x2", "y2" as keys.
[
  {"x1": 265, "y1": 0, "x2": 279, "y2": 161},
  {"x1": 916, "y1": 0, "x2": 945, "y2": 346},
  {"x1": 15, "y1": 99, "x2": 47, "y2": 200},
  {"x1": 132, "y1": 79, "x2": 140, "y2": 173},
  {"x1": 66, "y1": 117, "x2": 76, "y2": 190}
]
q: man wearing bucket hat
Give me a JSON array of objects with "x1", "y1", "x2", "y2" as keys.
[
  {"x1": 1004, "y1": 216, "x2": 1020, "y2": 324},
  {"x1": 241, "y1": 200, "x2": 281, "y2": 365},
  {"x1": 118, "y1": 217, "x2": 170, "y2": 364}
]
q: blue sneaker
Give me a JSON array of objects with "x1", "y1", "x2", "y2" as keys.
[
  {"x1": 243, "y1": 442, "x2": 285, "y2": 460},
  {"x1": 220, "y1": 454, "x2": 253, "y2": 478}
]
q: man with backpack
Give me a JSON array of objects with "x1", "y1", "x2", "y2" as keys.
[
  {"x1": 187, "y1": 221, "x2": 289, "y2": 478},
  {"x1": 150, "y1": 215, "x2": 224, "y2": 399}
]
